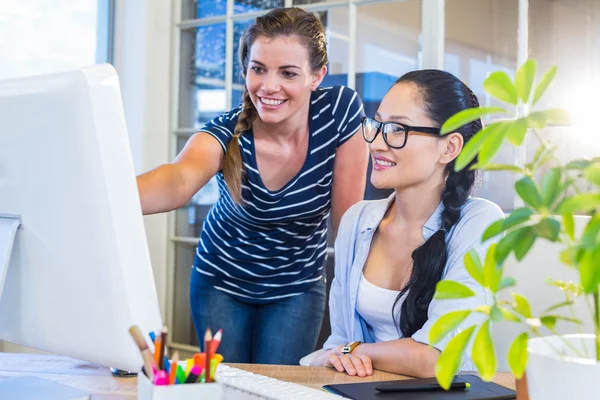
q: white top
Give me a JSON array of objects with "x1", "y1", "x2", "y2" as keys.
[{"x1": 355, "y1": 273, "x2": 402, "y2": 343}]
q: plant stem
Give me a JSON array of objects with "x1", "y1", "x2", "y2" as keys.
[
  {"x1": 568, "y1": 297, "x2": 590, "y2": 358},
  {"x1": 531, "y1": 128, "x2": 581, "y2": 194},
  {"x1": 595, "y1": 291, "x2": 600, "y2": 361},
  {"x1": 547, "y1": 326, "x2": 586, "y2": 359}
]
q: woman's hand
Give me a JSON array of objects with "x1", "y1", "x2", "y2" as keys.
[{"x1": 323, "y1": 345, "x2": 373, "y2": 377}]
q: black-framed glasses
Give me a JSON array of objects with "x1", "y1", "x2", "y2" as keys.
[{"x1": 361, "y1": 116, "x2": 441, "y2": 149}]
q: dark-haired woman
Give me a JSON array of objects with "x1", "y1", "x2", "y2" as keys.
[
  {"x1": 310, "y1": 70, "x2": 503, "y2": 377},
  {"x1": 136, "y1": 7, "x2": 368, "y2": 365}
]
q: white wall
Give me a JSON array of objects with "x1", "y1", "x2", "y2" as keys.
[{"x1": 112, "y1": 0, "x2": 173, "y2": 319}]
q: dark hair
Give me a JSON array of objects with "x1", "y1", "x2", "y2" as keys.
[
  {"x1": 223, "y1": 7, "x2": 328, "y2": 203},
  {"x1": 391, "y1": 70, "x2": 482, "y2": 338}
]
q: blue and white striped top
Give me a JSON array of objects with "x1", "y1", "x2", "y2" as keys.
[{"x1": 193, "y1": 85, "x2": 365, "y2": 303}]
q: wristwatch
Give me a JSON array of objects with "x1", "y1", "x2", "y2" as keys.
[{"x1": 341, "y1": 341, "x2": 362, "y2": 355}]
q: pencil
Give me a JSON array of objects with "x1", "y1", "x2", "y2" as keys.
[
  {"x1": 154, "y1": 334, "x2": 162, "y2": 366},
  {"x1": 204, "y1": 328, "x2": 213, "y2": 383},
  {"x1": 158, "y1": 326, "x2": 168, "y2": 370},
  {"x1": 209, "y1": 328, "x2": 222, "y2": 355},
  {"x1": 128, "y1": 325, "x2": 156, "y2": 381},
  {"x1": 169, "y1": 351, "x2": 179, "y2": 385}
]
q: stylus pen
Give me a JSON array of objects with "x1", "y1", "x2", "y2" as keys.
[{"x1": 375, "y1": 381, "x2": 471, "y2": 392}]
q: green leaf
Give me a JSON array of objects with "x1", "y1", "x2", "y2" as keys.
[
  {"x1": 528, "y1": 109, "x2": 571, "y2": 129},
  {"x1": 434, "y1": 280, "x2": 476, "y2": 299},
  {"x1": 479, "y1": 122, "x2": 509, "y2": 165},
  {"x1": 557, "y1": 194, "x2": 600, "y2": 214},
  {"x1": 512, "y1": 293, "x2": 532, "y2": 318},
  {"x1": 455, "y1": 123, "x2": 500, "y2": 171},
  {"x1": 472, "y1": 321, "x2": 497, "y2": 381},
  {"x1": 528, "y1": 145, "x2": 557, "y2": 171},
  {"x1": 441, "y1": 107, "x2": 507, "y2": 135},
  {"x1": 527, "y1": 111, "x2": 549, "y2": 129},
  {"x1": 508, "y1": 333, "x2": 529, "y2": 379},
  {"x1": 506, "y1": 118, "x2": 529, "y2": 146},
  {"x1": 540, "y1": 315, "x2": 557, "y2": 330},
  {"x1": 470, "y1": 163, "x2": 527, "y2": 173},
  {"x1": 532, "y1": 66, "x2": 557, "y2": 106},
  {"x1": 515, "y1": 59, "x2": 537, "y2": 103},
  {"x1": 584, "y1": 164, "x2": 600, "y2": 186},
  {"x1": 546, "y1": 278, "x2": 583, "y2": 296},
  {"x1": 555, "y1": 316, "x2": 583, "y2": 324},
  {"x1": 563, "y1": 214, "x2": 575, "y2": 240},
  {"x1": 500, "y1": 307, "x2": 521, "y2": 322},
  {"x1": 559, "y1": 247, "x2": 578, "y2": 267},
  {"x1": 579, "y1": 248, "x2": 600, "y2": 293},
  {"x1": 565, "y1": 159, "x2": 592, "y2": 170},
  {"x1": 490, "y1": 305, "x2": 504, "y2": 322},
  {"x1": 429, "y1": 310, "x2": 472, "y2": 345},
  {"x1": 514, "y1": 227, "x2": 536, "y2": 261},
  {"x1": 540, "y1": 315, "x2": 582, "y2": 330},
  {"x1": 515, "y1": 176, "x2": 543, "y2": 209},
  {"x1": 482, "y1": 208, "x2": 533, "y2": 241},
  {"x1": 483, "y1": 243, "x2": 501, "y2": 293},
  {"x1": 533, "y1": 218, "x2": 560, "y2": 242},
  {"x1": 484, "y1": 71, "x2": 519, "y2": 105},
  {"x1": 543, "y1": 300, "x2": 574, "y2": 314},
  {"x1": 496, "y1": 228, "x2": 527, "y2": 264},
  {"x1": 581, "y1": 214, "x2": 600, "y2": 249},
  {"x1": 464, "y1": 250, "x2": 484, "y2": 286},
  {"x1": 435, "y1": 325, "x2": 477, "y2": 390},
  {"x1": 543, "y1": 109, "x2": 571, "y2": 125},
  {"x1": 474, "y1": 305, "x2": 492, "y2": 315},
  {"x1": 540, "y1": 168, "x2": 562, "y2": 209},
  {"x1": 498, "y1": 276, "x2": 517, "y2": 291}
]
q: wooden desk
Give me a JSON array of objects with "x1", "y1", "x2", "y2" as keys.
[{"x1": 0, "y1": 353, "x2": 516, "y2": 399}]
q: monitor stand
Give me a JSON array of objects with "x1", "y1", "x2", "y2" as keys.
[{"x1": 0, "y1": 215, "x2": 91, "y2": 399}]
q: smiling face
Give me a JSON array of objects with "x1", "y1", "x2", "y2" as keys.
[
  {"x1": 369, "y1": 82, "x2": 457, "y2": 191},
  {"x1": 245, "y1": 35, "x2": 325, "y2": 127}
]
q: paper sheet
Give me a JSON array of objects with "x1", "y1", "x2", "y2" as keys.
[{"x1": 0, "y1": 217, "x2": 21, "y2": 300}]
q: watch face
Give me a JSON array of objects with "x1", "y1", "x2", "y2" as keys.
[{"x1": 341, "y1": 346, "x2": 350, "y2": 354}]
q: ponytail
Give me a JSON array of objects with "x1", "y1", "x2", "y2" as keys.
[
  {"x1": 391, "y1": 70, "x2": 481, "y2": 337},
  {"x1": 223, "y1": 88, "x2": 257, "y2": 203}
]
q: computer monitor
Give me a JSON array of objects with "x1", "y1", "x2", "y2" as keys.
[{"x1": 0, "y1": 64, "x2": 163, "y2": 372}]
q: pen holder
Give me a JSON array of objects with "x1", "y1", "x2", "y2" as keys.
[{"x1": 137, "y1": 371, "x2": 222, "y2": 400}]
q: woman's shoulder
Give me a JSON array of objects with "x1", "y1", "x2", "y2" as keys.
[
  {"x1": 449, "y1": 197, "x2": 505, "y2": 243},
  {"x1": 339, "y1": 196, "x2": 392, "y2": 233},
  {"x1": 311, "y1": 85, "x2": 359, "y2": 107},
  {"x1": 460, "y1": 197, "x2": 504, "y2": 221}
]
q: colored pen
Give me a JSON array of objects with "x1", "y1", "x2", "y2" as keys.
[
  {"x1": 154, "y1": 370, "x2": 169, "y2": 386},
  {"x1": 185, "y1": 358, "x2": 194, "y2": 375},
  {"x1": 204, "y1": 328, "x2": 213, "y2": 383},
  {"x1": 209, "y1": 329, "x2": 222, "y2": 354},
  {"x1": 193, "y1": 352, "x2": 205, "y2": 367},
  {"x1": 210, "y1": 354, "x2": 224, "y2": 381},
  {"x1": 153, "y1": 335, "x2": 162, "y2": 366},
  {"x1": 176, "y1": 364, "x2": 186, "y2": 384},
  {"x1": 128, "y1": 325, "x2": 156, "y2": 381},
  {"x1": 375, "y1": 381, "x2": 471, "y2": 392},
  {"x1": 158, "y1": 326, "x2": 168, "y2": 370},
  {"x1": 168, "y1": 351, "x2": 179, "y2": 385},
  {"x1": 185, "y1": 365, "x2": 202, "y2": 384}
]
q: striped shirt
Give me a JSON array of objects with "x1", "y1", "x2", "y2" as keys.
[{"x1": 193, "y1": 86, "x2": 365, "y2": 303}]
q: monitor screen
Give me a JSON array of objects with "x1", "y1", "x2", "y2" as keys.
[{"x1": 0, "y1": 65, "x2": 163, "y2": 371}]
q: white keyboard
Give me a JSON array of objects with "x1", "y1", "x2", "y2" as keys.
[{"x1": 215, "y1": 364, "x2": 346, "y2": 399}]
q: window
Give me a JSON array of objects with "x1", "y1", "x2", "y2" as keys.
[{"x1": 0, "y1": 0, "x2": 115, "y2": 80}]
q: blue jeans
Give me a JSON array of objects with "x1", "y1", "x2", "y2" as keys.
[{"x1": 190, "y1": 272, "x2": 326, "y2": 364}]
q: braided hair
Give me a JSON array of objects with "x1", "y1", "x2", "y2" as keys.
[
  {"x1": 391, "y1": 70, "x2": 482, "y2": 338},
  {"x1": 223, "y1": 7, "x2": 328, "y2": 203}
]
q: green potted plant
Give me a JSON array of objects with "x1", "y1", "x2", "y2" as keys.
[{"x1": 431, "y1": 59, "x2": 600, "y2": 399}]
